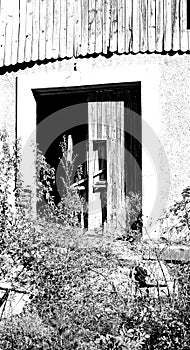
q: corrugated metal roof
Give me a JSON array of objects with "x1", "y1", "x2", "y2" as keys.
[{"x1": 0, "y1": 0, "x2": 189, "y2": 67}]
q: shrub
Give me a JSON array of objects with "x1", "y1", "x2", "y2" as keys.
[
  {"x1": 115, "y1": 192, "x2": 142, "y2": 242},
  {"x1": 126, "y1": 191, "x2": 142, "y2": 238},
  {"x1": 159, "y1": 187, "x2": 190, "y2": 243},
  {"x1": 37, "y1": 136, "x2": 84, "y2": 227},
  {"x1": 0, "y1": 130, "x2": 190, "y2": 349}
]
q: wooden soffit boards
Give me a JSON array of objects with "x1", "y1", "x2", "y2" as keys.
[{"x1": 0, "y1": 0, "x2": 189, "y2": 68}]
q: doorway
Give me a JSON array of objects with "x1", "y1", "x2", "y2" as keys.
[{"x1": 32, "y1": 82, "x2": 141, "y2": 230}]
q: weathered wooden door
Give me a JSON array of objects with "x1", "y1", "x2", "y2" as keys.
[{"x1": 88, "y1": 101, "x2": 125, "y2": 230}]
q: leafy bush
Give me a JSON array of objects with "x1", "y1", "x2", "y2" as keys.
[
  {"x1": 1, "y1": 237, "x2": 190, "y2": 350},
  {"x1": 126, "y1": 192, "x2": 142, "y2": 238},
  {"x1": 115, "y1": 192, "x2": 142, "y2": 242},
  {"x1": 160, "y1": 187, "x2": 190, "y2": 243},
  {"x1": 0, "y1": 130, "x2": 190, "y2": 349},
  {"x1": 37, "y1": 136, "x2": 84, "y2": 227}
]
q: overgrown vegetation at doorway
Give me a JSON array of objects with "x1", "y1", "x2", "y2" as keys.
[{"x1": 0, "y1": 130, "x2": 190, "y2": 350}]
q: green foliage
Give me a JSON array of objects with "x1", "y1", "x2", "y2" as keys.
[
  {"x1": 37, "y1": 136, "x2": 84, "y2": 227},
  {"x1": 1, "y1": 235, "x2": 190, "y2": 350},
  {"x1": 0, "y1": 130, "x2": 16, "y2": 234},
  {"x1": 55, "y1": 136, "x2": 84, "y2": 227},
  {"x1": 36, "y1": 146, "x2": 56, "y2": 206},
  {"x1": 122, "y1": 192, "x2": 142, "y2": 242},
  {"x1": 0, "y1": 312, "x2": 55, "y2": 350},
  {"x1": 0, "y1": 130, "x2": 190, "y2": 349},
  {"x1": 160, "y1": 187, "x2": 190, "y2": 243}
]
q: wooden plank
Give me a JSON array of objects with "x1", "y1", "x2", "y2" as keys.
[
  {"x1": 52, "y1": 0, "x2": 61, "y2": 59},
  {"x1": 88, "y1": 102, "x2": 96, "y2": 140},
  {"x1": 117, "y1": 143, "x2": 122, "y2": 228},
  {"x1": 81, "y1": 0, "x2": 88, "y2": 56},
  {"x1": 115, "y1": 102, "x2": 120, "y2": 225},
  {"x1": 139, "y1": 0, "x2": 148, "y2": 52},
  {"x1": 94, "y1": 150, "x2": 99, "y2": 182},
  {"x1": 97, "y1": 102, "x2": 102, "y2": 139},
  {"x1": 102, "y1": 102, "x2": 112, "y2": 226},
  {"x1": 88, "y1": 104, "x2": 103, "y2": 230},
  {"x1": 110, "y1": 0, "x2": 118, "y2": 52},
  {"x1": 59, "y1": 0, "x2": 67, "y2": 58},
  {"x1": 118, "y1": 0, "x2": 125, "y2": 53},
  {"x1": 112, "y1": 102, "x2": 119, "y2": 229},
  {"x1": 25, "y1": 0, "x2": 33, "y2": 62},
  {"x1": 179, "y1": 0, "x2": 188, "y2": 51},
  {"x1": 32, "y1": 0, "x2": 40, "y2": 61},
  {"x1": 11, "y1": 0, "x2": 20, "y2": 65},
  {"x1": 120, "y1": 101, "x2": 125, "y2": 227},
  {"x1": 116, "y1": 99, "x2": 121, "y2": 144},
  {"x1": 107, "y1": 101, "x2": 111, "y2": 138},
  {"x1": 104, "y1": 101, "x2": 110, "y2": 140},
  {"x1": 18, "y1": 0, "x2": 27, "y2": 63},
  {"x1": 88, "y1": 141, "x2": 94, "y2": 228},
  {"x1": 112, "y1": 138, "x2": 117, "y2": 226},
  {"x1": 156, "y1": 0, "x2": 164, "y2": 52},
  {"x1": 116, "y1": 129, "x2": 121, "y2": 225},
  {"x1": 39, "y1": 0, "x2": 46, "y2": 60},
  {"x1": 125, "y1": 0, "x2": 132, "y2": 52},
  {"x1": 88, "y1": 145, "x2": 102, "y2": 229},
  {"x1": 88, "y1": 109, "x2": 93, "y2": 229},
  {"x1": 90, "y1": 102, "x2": 95, "y2": 139},
  {"x1": 97, "y1": 102, "x2": 127, "y2": 227},
  {"x1": 132, "y1": 98, "x2": 135, "y2": 192},
  {"x1": 103, "y1": 100, "x2": 108, "y2": 141},
  {"x1": 147, "y1": 0, "x2": 156, "y2": 52},
  {"x1": 66, "y1": 0, "x2": 74, "y2": 57},
  {"x1": 163, "y1": 0, "x2": 172, "y2": 51},
  {"x1": 4, "y1": 0, "x2": 14, "y2": 66},
  {"x1": 132, "y1": 0, "x2": 140, "y2": 53},
  {"x1": 0, "y1": 0, "x2": 7, "y2": 66},
  {"x1": 114, "y1": 140, "x2": 118, "y2": 227},
  {"x1": 45, "y1": 0, "x2": 53, "y2": 59},
  {"x1": 95, "y1": 0, "x2": 103, "y2": 53},
  {"x1": 93, "y1": 102, "x2": 97, "y2": 139},
  {"x1": 102, "y1": 101, "x2": 107, "y2": 139},
  {"x1": 107, "y1": 138, "x2": 112, "y2": 224},
  {"x1": 171, "y1": 0, "x2": 180, "y2": 51},
  {"x1": 115, "y1": 101, "x2": 125, "y2": 228},
  {"x1": 88, "y1": 0, "x2": 96, "y2": 54},
  {"x1": 115, "y1": 101, "x2": 125, "y2": 229},
  {"x1": 110, "y1": 103, "x2": 114, "y2": 225},
  {"x1": 102, "y1": 0, "x2": 110, "y2": 54},
  {"x1": 112, "y1": 101, "x2": 117, "y2": 139},
  {"x1": 73, "y1": 0, "x2": 81, "y2": 56},
  {"x1": 88, "y1": 103, "x2": 92, "y2": 140}
]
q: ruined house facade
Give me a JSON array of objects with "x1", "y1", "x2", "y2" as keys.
[{"x1": 0, "y1": 0, "x2": 190, "y2": 236}]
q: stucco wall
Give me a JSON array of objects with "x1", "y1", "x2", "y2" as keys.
[{"x1": 0, "y1": 53, "x2": 190, "y2": 236}]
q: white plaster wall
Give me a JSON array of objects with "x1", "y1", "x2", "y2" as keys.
[{"x1": 0, "y1": 53, "x2": 190, "y2": 237}]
